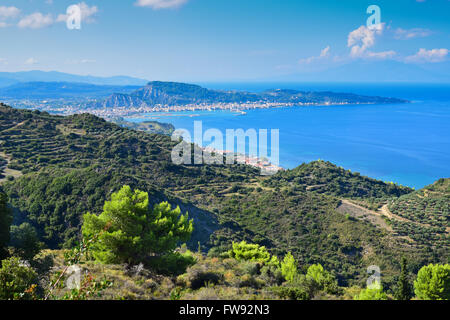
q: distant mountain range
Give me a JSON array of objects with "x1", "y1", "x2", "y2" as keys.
[
  {"x1": 95, "y1": 81, "x2": 408, "y2": 108},
  {"x1": 0, "y1": 71, "x2": 148, "y2": 87},
  {"x1": 0, "y1": 82, "x2": 141, "y2": 99}
]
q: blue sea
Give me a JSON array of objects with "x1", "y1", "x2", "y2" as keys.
[{"x1": 125, "y1": 83, "x2": 450, "y2": 189}]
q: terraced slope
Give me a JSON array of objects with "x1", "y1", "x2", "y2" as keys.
[
  {"x1": 388, "y1": 178, "x2": 449, "y2": 247},
  {"x1": 263, "y1": 160, "x2": 413, "y2": 199}
]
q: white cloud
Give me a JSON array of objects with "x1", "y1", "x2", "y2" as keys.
[
  {"x1": 394, "y1": 28, "x2": 432, "y2": 40},
  {"x1": 0, "y1": 22, "x2": 8, "y2": 28},
  {"x1": 57, "y1": 2, "x2": 99, "y2": 24},
  {"x1": 25, "y1": 58, "x2": 38, "y2": 65},
  {"x1": 0, "y1": 58, "x2": 8, "y2": 65},
  {"x1": 18, "y1": 12, "x2": 53, "y2": 29},
  {"x1": 348, "y1": 25, "x2": 382, "y2": 57},
  {"x1": 299, "y1": 46, "x2": 331, "y2": 64},
  {"x1": 347, "y1": 24, "x2": 395, "y2": 60},
  {"x1": 366, "y1": 50, "x2": 396, "y2": 59},
  {"x1": 135, "y1": 0, "x2": 189, "y2": 9},
  {"x1": 405, "y1": 48, "x2": 448, "y2": 63},
  {"x1": 0, "y1": 6, "x2": 20, "y2": 19}
]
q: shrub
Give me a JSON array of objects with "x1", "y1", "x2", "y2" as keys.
[
  {"x1": 270, "y1": 285, "x2": 310, "y2": 300},
  {"x1": 0, "y1": 257, "x2": 38, "y2": 300},
  {"x1": 228, "y1": 241, "x2": 279, "y2": 266},
  {"x1": 306, "y1": 264, "x2": 339, "y2": 295},
  {"x1": 239, "y1": 261, "x2": 260, "y2": 276},
  {"x1": 260, "y1": 265, "x2": 284, "y2": 286},
  {"x1": 238, "y1": 274, "x2": 264, "y2": 289},
  {"x1": 184, "y1": 264, "x2": 223, "y2": 290},
  {"x1": 147, "y1": 251, "x2": 197, "y2": 276},
  {"x1": 414, "y1": 264, "x2": 450, "y2": 300},
  {"x1": 10, "y1": 223, "x2": 42, "y2": 261},
  {"x1": 354, "y1": 284, "x2": 388, "y2": 300}
]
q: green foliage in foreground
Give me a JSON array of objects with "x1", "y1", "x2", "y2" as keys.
[
  {"x1": 354, "y1": 283, "x2": 388, "y2": 300},
  {"x1": 0, "y1": 257, "x2": 38, "y2": 300},
  {"x1": 306, "y1": 264, "x2": 340, "y2": 294},
  {"x1": 414, "y1": 264, "x2": 450, "y2": 300},
  {"x1": 82, "y1": 185, "x2": 194, "y2": 264}
]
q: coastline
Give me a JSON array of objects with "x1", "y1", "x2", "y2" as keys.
[{"x1": 201, "y1": 146, "x2": 284, "y2": 176}]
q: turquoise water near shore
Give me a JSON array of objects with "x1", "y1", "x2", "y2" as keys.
[{"x1": 126, "y1": 83, "x2": 450, "y2": 189}]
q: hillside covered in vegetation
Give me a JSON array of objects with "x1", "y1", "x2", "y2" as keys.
[{"x1": 0, "y1": 103, "x2": 448, "y2": 300}]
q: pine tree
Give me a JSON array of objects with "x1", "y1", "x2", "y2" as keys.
[
  {"x1": 414, "y1": 263, "x2": 450, "y2": 300},
  {"x1": 395, "y1": 257, "x2": 412, "y2": 300},
  {"x1": 82, "y1": 185, "x2": 194, "y2": 264},
  {"x1": 281, "y1": 252, "x2": 298, "y2": 283}
]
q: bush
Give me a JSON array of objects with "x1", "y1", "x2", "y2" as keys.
[
  {"x1": 306, "y1": 264, "x2": 339, "y2": 295},
  {"x1": 270, "y1": 285, "x2": 310, "y2": 300},
  {"x1": 147, "y1": 251, "x2": 197, "y2": 276},
  {"x1": 414, "y1": 264, "x2": 450, "y2": 300},
  {"x1": 238, "y1": 274, "x2": 264, "y2": 289},
  {"x1": 184, "y1": 266, "x2": 223, "y2": 290},
  {"x1": 0, "y1": 257, "x2": 38, "y2": 300},
  {"x1": 239, "y1": 261, "x2": 260, "y2": 276},
  {"x1": 228, "y1": 241, "x2": 279, "y2": 266},
  {"x1": 354, "y1": 284, "x2": 388, "y2": 300},
  {"x1": 260, "y1": 265, "x2": 284, "y2": 286},
  {"x1": 10, "y1": 223, "x2": 42, "y2": 261}
]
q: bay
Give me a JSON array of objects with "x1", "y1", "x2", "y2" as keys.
[{"x1": 125, "y1": 83, "x2": 450, "y2": 189}]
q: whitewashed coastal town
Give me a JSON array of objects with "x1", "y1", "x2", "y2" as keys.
[
  {"x1": 201, "y1": 146, "x2": 284, "y2": 176},
  {"x1": 2, "y1": 98, "x2": 363, "y2": 119}
]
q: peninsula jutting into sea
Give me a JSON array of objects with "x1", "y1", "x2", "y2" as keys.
[{"x1": 0, "y1": 81, "x2": 409, "y2": 118}]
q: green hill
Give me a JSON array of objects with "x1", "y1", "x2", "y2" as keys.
[
  {"x1": 264, "y1": 160, "x2": 412, "y2": 198},
  {"x1": 387, "y1": 178, "x2": 449, "y2": 248},
  {"x1": 0, "y1": 103, "x2": 447, "y2": 289}
]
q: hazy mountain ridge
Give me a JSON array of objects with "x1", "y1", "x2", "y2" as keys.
[
  {"x1": 0, "y1": 71, "x2": 148, "y2": 87},
  {"x1": 0, "y1": 82, "x2": 141, "y2": 99}
]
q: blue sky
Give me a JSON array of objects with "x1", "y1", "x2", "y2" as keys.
[{"x1": 0, "y1": 0, "x2": 449, "y2": 81}]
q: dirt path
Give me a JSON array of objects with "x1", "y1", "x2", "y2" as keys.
[
  {"x1": 0, "y1": 151, "x2": 23, "y2": 183},
  {"x1": 337, "y1": 199, "x2": 392, "y2": 231},
  {"x1": 379, "y1": 204, "x2": 410, "y2": 223}
]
